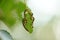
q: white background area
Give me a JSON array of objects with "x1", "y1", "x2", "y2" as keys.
[
  {"x1": 27, "y1": 0, "x2": 60, "y2": 40},
  {"x1": 27, "y1": 0, "x2": 60, "y2": 27}
]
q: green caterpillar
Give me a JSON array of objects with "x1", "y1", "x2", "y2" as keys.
[{"x1": 22, "y1": 8, "x2": 34, "y2": 33}]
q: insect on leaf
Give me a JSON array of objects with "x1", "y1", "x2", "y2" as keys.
[{"x1": 22, "y1": 8, "x2": 34, "y2": 33}]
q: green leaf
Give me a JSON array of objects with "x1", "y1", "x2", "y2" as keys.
[
  {"x1": 2, "y1": 13, "x2": 16, "y2": 27},
  {"x1": 16, "y1": 2, "x2": 26, "y2": 20},
  {"x1": 0, "y1": 0, "x2": 16, "y2": 27},
  {"x1": 0, "y1": 0, "x2": 26, "y2": 27}
]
